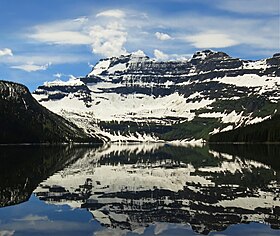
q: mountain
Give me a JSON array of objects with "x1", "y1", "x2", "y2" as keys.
[
  {"x1": 0, "y1": 80, "x2": 102, "y2": 144},
  {"x1": 209, "y1": 115, "x2": 280, "y2": 143},
  {"x1": 33, "y1": 50, "x2": 280, "y2": 142}
]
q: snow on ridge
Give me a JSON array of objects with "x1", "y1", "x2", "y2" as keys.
[
  {"x1": 198, "y1": 111, "x2": 243, "y2": 124},
  {"x1": 243, "y1": 59, "x2": 268, "y2": 70},
  {"x1": 168, "y1": 138, "x2": 205, "y2": 148},
  {"x1": 43, "y1": 78, "x2": 84, "y2": 87},
  {"x1": 40, "y1": 89, "x2": 215, "y2": 124},
  {"x1": 214, "y1": 74, "x2": 280, "y2": 88},
  {"x1": 246, "y1": 115, "x2": 271, "y2": 125},
  {"x1": 88, "y1": 59, "x2": 111, "y2": 76}
]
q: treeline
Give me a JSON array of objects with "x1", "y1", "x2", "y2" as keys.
[{"x1": 209, "y1": 115, "x2": 280, "y2": 143}]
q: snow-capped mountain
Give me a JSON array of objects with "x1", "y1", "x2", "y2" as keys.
[{"x1": 33, "y1": 50, "x2": 280, "y2": 142}]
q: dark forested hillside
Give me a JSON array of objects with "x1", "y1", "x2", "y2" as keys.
[
  {"x1": 0, "y1": 80, "x2": 102, "y2": 144},
  {"x1": 209, "y1": 115, "x2": 280, "y2": 143}
]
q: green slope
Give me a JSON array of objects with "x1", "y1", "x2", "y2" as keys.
[{"x1": 0, "y1": 80, "x2": 102, "y2": 144}]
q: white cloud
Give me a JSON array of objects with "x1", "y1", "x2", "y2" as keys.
[
  {"x1": 155, "y1": 32, "x2": 172, "y2": 41},
  {"x1": 14, "y1": 215, "x2": 49, "y2": 222},
  {"x1": 154, "y1": 49, "x2": 169, "y2": 61},
  {"x1": 25, "y1": 7, "x2": 278, "y2": 61},
  {"x1": 11, "y1": 62, "x2": 51, "y2": 72},
  {"x1": 96, "y1": 9, "x2": 125, "y2": 18},
  {"x1": 0, "y1": 48, "x2": 13, "y2": 57},
  {"x1": 28, "y1": 10, "x2": 128, "y2": 57},
  {"x1": 0, "y1": 53, "x2": 91, "y2": 66},
  {"x1": 73, "y1": 16, "x2": 88, "y2": 23},
  {"x1": 153, "y1": 49, "x2": 191, "y2": 61},
  {"x1": 0, "y1": 230, "x2": 15, "y2": 236},
  {"x1": 69, "y1": 74, "x2": 77, "y2": 80},
  {"x1": 53, "y1": 73, "x2": 62, "y2": 78},
  {"x1": 89, "y1": 22, "x2": 127, "y2": 57},
  {"x1": 28, "y1": 16, "x2": 91, "y2": 45},
  {"x1": 185, "y1": 31, "x2": 239, "y2": 48},
  {"x1": 29, "y1": 31, "x2": 91, "y2": 45}
]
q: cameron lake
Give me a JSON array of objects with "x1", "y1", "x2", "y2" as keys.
[{"x1": 0, "y1": 143, "x2": 279, "y2": 236}]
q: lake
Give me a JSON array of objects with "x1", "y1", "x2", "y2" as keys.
[{"x1": 0, "y1": 143, "x2": 279, "y2": 236}]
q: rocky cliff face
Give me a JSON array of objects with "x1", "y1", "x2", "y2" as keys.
[
  {"x1": 0, "y1": 80, "x2": 101, "y2": 143},
  {"x1": 33, "y1": 50, "x2": 280, "y2": 142}
]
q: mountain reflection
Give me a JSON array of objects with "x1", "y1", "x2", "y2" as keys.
[
  {"x1": 0, "y1": 145, "x2": 95, "y2": 207},
  {"x1": 30, "y1": 143, "x2": 280, "y2": 235}
]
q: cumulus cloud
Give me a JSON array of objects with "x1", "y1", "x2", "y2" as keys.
[
  {"x1": 89, "y1": 22, "x2": 127, "y2": 57},
  {"x1": 185, "y1": 31, "x2": 239, "y2": 48},
  {"x1": 28, "y1": 10, "x2": 128, "y2": 57},
  {"x1": 153, "y1": 49, "x2": 191, "y2": 61},
  {"x1": 11, "y1": 62, "x2": 51, "y2": 72},
  {"x1": 96, "y1": 9, "x2": 125, "y2": 18},
  {"x1": 154, "y1": 49, "x2": 169, "y2": 61},
  {"x1": 25, "y1": 7, "x2": 278, "y2": 60},
  {"x1": 0, "y1": 48, "x2": 13, "y2": 57},
  {"x1": 155, "y1": 32, "x2": 172, "y2": 41}
]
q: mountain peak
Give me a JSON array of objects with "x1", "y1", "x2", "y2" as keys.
[
  {"x1": 88, "y1": 51, "x2": 150, "y2": 77},
  {"x1": 191, "y1": 50, "x2": 230, "y2": 61}
]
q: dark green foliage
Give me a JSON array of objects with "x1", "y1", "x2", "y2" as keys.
[
  {"x1": 98, "y1": 117, "x2": 223, "y2": 141},
  {"x1": 197, "y1": 96, "x2": 280, "y2": 119},
  {"x1": 161, "y1": 118, "x2": 221, "y2": 141},
  {"x1": 209, "y1": 115, "x2": 280, "y2": 143},
  {"x1": 0, "y1": 80, "x2": 102, "y2": 144}
]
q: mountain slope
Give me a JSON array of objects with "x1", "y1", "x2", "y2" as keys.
[
  {"x1": 0, "y1": 80, "x2": 102, "y2": 144},
  {"x1": 33, "y1": 50, "x2": 280, "y2": 142},
  {"x1": 209, "y1": 115, "x2": 280, "y2": 143}
]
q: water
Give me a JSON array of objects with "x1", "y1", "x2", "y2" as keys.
[{"x1": 0, "y1": 144, "x2": 279, "y2": 236}]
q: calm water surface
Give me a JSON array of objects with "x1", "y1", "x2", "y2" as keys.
[{"x1": 0, "y1": 144, "x2": 279, "y2": 236}]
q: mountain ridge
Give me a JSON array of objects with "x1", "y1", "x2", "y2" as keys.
[
  {"x1": 33, "y1": 50, "x2": 280, "y2": 142},
  {"x1": 0, "y1": 80, "x2": 102, "y2": 144}
]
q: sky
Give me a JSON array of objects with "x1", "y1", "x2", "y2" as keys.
[{"x1": 0, "y1": 0, "x2": 279, "y2": 91}]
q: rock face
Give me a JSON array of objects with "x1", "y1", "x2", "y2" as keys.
[
  {"x1": 33, "y1": 50, "x2": 280, "y2": 142},
  {"x1": 0, "y1": 80, "x2": 101, "y2": 143}
]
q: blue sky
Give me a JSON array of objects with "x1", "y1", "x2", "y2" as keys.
[{"x1": 0, "y1": 0, "x2": 279, "y2": 91}]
